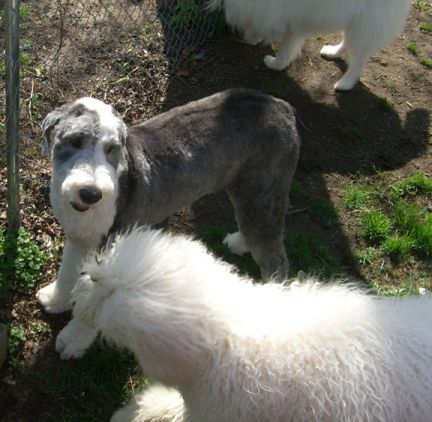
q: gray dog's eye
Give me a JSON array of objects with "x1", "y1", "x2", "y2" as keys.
[
  {"x1": 69, "y1": 137, "x2": 83, "y2": 149},
  {"x1": 105, "y1": 144, "x2": 119, "y2": 155}
]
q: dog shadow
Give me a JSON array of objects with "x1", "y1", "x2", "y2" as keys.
[{"x1": 159, "y1": 36, "x2": 430, "y2": 280}]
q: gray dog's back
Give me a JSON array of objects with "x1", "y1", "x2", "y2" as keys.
[{"x1": 113, "y1": 89, "x2": 300, "y2": 233}]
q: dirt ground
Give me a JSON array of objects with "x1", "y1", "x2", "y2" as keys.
[{"x1": 0, "y1": 2, "x2": 431, "y2": 420}]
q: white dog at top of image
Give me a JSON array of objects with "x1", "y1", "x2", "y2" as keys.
[
  {"x1": 209, "y1": 0, "x2": 411, "y2": 90},
  {"x1": 56, "y1": 226, "x2": 432, "y2": 422}
]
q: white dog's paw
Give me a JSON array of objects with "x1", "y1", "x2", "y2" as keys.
[
  {"x1": 264, "y1": 55, "x2": 285, "y2": 71},
  {"x1": 223, "y1": 232, "x2": 250, "y2": 256},
  {"x1": 334, "y1": 75, "x2": 357, "y2": 91},
  {"x1": 320, "y1": 44, "x2": 343, "y2": 59},
  {"x1": 36, "y1": 282, "x2": 72, "y2": 314},
  {"x1": 56, "y1": 319, "x2": 97, "y2": 360}
]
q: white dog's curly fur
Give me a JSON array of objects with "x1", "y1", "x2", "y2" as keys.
[
  {"x1": 209, "y1": 0, "x2": 411, "y2": 90},
  {"x1": 57, "y1": 227, "x2": 432, "y2": 421}
]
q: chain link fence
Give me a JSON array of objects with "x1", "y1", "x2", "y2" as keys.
[{"x1": 2, "y1": 0, "x2": 224, "y2": 231}]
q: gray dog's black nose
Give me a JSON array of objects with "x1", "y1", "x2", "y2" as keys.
[{"x1": 79, "y1": 186, "x2": 102, "y2": 204}]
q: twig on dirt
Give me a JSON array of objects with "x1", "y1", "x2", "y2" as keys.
[
  {"x1": 27, "y1": 79, "x2": 36, "y2": 133},
  {"x1": 295, "y1": 113, "x2": 312, "y2": 134},
  {"x1": 287, "y1": 207, "x2": 309, "y2": 216}
]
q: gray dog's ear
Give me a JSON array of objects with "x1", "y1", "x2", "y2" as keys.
[
  {"x1": 112, "y1": 108, "x2": 128, "y2": 145},
  {"x1": 41, "y1": 108, "x2": 64, "y2": 156}
]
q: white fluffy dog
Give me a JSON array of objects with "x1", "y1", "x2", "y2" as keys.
[
  {"x1": 210, "y1": 0, "x2": 411, "y2": 90},
  {"x1": 56, "y1": 227, "x2": 432, "y2": 421}
]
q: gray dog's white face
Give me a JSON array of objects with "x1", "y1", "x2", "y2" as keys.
[{"x1": 43, "y1": 98, "x2": 127, "y2": 214}]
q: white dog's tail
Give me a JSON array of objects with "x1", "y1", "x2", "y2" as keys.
[{"x1": 111, "y1": 384, "x2": 185, "y2": 422}]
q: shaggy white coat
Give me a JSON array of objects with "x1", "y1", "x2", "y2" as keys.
[
  {"x1": 209, "y1": 0, "x2": 411, "y2": 90},
  {"x1": 57, "y1": 227, "x2": 432, "y2": 421}
]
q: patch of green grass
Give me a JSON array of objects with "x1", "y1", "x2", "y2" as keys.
[
  {"x1": 393, "y1": 173, "x2": 432, "y2": 196},
  {"x1": 343, "y1": 182, "x2": 375, "y2": 210},
  {"x1": 33, "y1": 342, "x2": 145, "y2": 419},
  {"x1": 420, "y1": 22, "x2": 432, "y2": 32},
  {"x1": 392, "y1": 200, "x2": 424, "y2": 233},
  {"x1": 381, "y1": 235, "x2": 415, "y2": 261},
  {"x1": 309, "y1": 199, "x2": 338, "y2": 227},
  {"x1": 420, "y1": 56, "x2": 432, "y2": 69},
  {"x1": 361, "y1": 210, "x2": 391, "y2": 244},
  {"x1": 390, "y1": 173, "x2": 432, "y2": 200},
  {"x1": 406, "y1": 43, "x2": 418, "y2": 55},
  {"x1": 286, "y1": 232, "x2": 345, "y2": 277},
  {"x1": 0, "y1": 227, "x2": 50, "y2": 297},
  {"x1": 377, "y1": 96, "x2": 395, "y2": 112},
  {"x1": 371, "y1": 281, "x2": 412, "y2": 297}
]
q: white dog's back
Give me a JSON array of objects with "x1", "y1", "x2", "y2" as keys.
[
  {"x1": 210, "y1": 0, "x2": 411, "y2": 90},
  {"x1": 72, "y1": 228, "x2": 432, "y2": 421}
]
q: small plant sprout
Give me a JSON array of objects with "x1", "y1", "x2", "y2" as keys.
[
  {"x1": 420, "y1": 22, "x2": 432, "y2": 32},
  {"x1": 420, "y1": 57, "x2": 432, "y2": 69},
  {"x1": 406, "y1": 43, "x2": 418, "y2": 55}
]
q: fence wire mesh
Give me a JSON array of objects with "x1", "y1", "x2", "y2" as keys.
[{"x1": 1, "y1": 0, "x2": 223, "y2": 230}]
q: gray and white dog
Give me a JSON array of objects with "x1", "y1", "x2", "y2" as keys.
[{"x1": 36, "y1": 89, "x2": 300, "y2": 313}]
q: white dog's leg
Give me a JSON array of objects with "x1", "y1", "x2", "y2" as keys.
[
  {"x1": 111, "y1": 384, "x2": 185, "y2": 422},
  {"x1": 223, "y1": 231, "x2": 250, "y2": 256},
  {"x1": 320, "y1": 40, "x2": 345, "y2": 59},
  {"x1": 334, "y1": 55, "x2": 366, "y2": 91},
  {"x1": 36, "y1": 239, "x2": 88, "y2": 313},
  {"x1": 264, "y1": 34, "x2": 304, "y2": 71},
  {"x1": 56, "y1": 318, "x2": 98, "y2": 360}
]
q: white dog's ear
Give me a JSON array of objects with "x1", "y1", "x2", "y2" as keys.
[{"x1": 41, "y1": 108, "x2": 65, "y2": 156}]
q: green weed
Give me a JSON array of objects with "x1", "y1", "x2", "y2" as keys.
[
  {"x1": 0, "y1": 227, "x2": 50, "y2": 297},
  {"x1": 8, "y1": 324, "x2": 26, "y2": 370},
  {"x1": 406, "y1": 43, "x2": 418, "y2": 55},
  {"x1": 420, "y1": 56, "x2": 432, "y2": 69},
  {"x1": 420, "y1": 22, "x2": 432, "y2": 32},
  {"x1": 361, "y1": 210, "x2": 391, "y2": 244}
]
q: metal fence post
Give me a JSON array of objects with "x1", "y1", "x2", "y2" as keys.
[{"x1": 5, "y1": 0, "x2": 21, "y2": 233}]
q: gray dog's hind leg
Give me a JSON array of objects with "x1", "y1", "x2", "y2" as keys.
[{"x1": 227, "y1": 178, "x2": 291, "y2": 282}]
